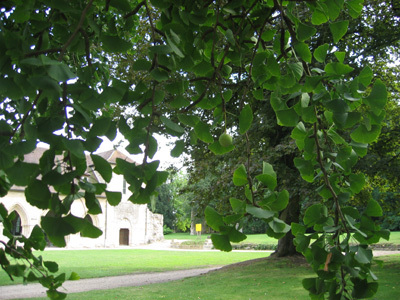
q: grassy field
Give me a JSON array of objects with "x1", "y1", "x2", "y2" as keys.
[
  {"x1": 0, "y1": 249, "x2": 269, "y2": 286},
  {"x1": 25, "y1": 254, "x2": 400, "y2": 300},
  {"x1": 165, "y1": 231, "x2": 400, "y2": 245}
]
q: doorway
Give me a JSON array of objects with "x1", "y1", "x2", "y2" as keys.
[{"x1": 119, "y1": 228, "x2": 129, "y2": 245}]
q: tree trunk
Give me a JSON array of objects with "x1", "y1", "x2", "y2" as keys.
[
  {"x1": 272, "y1": 194, "x2": 301, "y2": 257},
  {"x1": 190, "y1": 207, "x2": 196, "y2": 235}
]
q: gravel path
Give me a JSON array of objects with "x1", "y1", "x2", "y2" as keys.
[{"x1": 0, "y1": 267, "x2": 221, "y2": 300}]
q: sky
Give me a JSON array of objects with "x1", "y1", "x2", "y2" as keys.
[{"x1": 97, "y1": 133, "x2": 187, "y2": 171}]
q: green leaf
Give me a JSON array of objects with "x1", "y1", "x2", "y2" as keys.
[
  {"x1": 303, "y1": 204, "x2": 328, "y2": 226},
  {"x1": 313, "y1": 44, "x2": 329, "y2": 63},
  {"x1": 170, "y1": 140, "x2": 185, "y2": 157},
  {"x1": 354, "y1": 246, "x2": 373, "y2": 264},
  {"x1": 291, "y1": 222, "x2": 306, "y2": 236},
  {"x1": 230, "y1": 198, "x2": 246, "y2": 213},
  {"x1": 294, "y1": 42, "x2": 312, "y2": 63},
  {"x1": 150, "y1": 0, "x2": 170, "y2": 9},
  {"x1": 177, "y1": 114, "x2": 200, "y2": 127},
  {"x1": 334, "y1": 51, "x2": 346, "y2": 64},
  {"x1": 295, "y1": 234, "x2": 311, "y2": 253},
  {"x1": 289, "y1": 62, "x2": 303, "y2": 80},
  {"x1": 63, "y1": 139, "x2": 85, "y2": 159},
  {"x1": 41, "y1": 216, "x2": 73, "y2": 247},
  {"x1": 25, "y1": 180, "x2": 51, "y2": 209},
  {"x1": 363, "y1": 79, "x2": 387, "y2": 111},
  {"x1": 349, "y1": 173, "x2": 365, "y2": 194},
  {"x1": 239, "y1": 104, "x2": 253, "y2": 135},
  {"x1": 166, "y1": 33, "x2": 184, "y2": 58},
  {"x1": 325, "y1": 0, "x2": 343, "y2": 20},
  {"x1": 105, "y1": 191, "x2": 122, "y2": 206},
  {"x1": 109, "y1": 0, "x2": 131, "y2": 10},
  {"x1": 85, "y1": 192, "x2": 102, "y2": 215},
  {"x1": 325, "y1": 62, "x2": 354, "y2": 75},
  {"x1": 132, "y1": 59, "x2": 152, "y2": 71},
  {"x1": 46, "y1": 290, "x2": 67, "y2": 300},
  {"x1": 44, "y1": 261, "x2": 59, "y2": 273},
  {"x1": 208, "y1": 141, "x2": 235, "y2": 155},
  {"x1": 69, "y1": 272, "x2": 80, "y2": 281},
  {"x1": 246, "y1": 205, "x2": 274, "y2": 220},
  {"x1": 160, "y1": 116, "x2": 184, "y2": 135},
  {"x1": 80, "y1": 218, "x2": 103, "y2": 238},
  {"x1": 294, "y1": 158, "x2": 314, "y2": 182},
  {"x1": 312, "y1": 9, "x2": 328, "y2": 25},
  {"x1": 329, "y1": 20, "x2": 349, "y2": 43},
  {"x1": 297, "y1": 23, "x2": 317, "y2": 42},
  {"x1": 347, "y1": 0, "x2": 364, "y2": 18},
  {"x1": 268, "y1": 217, "x2": 290, "y2": 233},
  {"x1": 101, "y1": 34, "x2": 132, "y2": 53},
  {"x1": 351, "y1": 278, "x2": 378, "y2": 299},
  {"x1": 275, "y1": 108, "x2": 299, "y2": 127},
  {"x1": 255, "y1": 162, "x2": 277, "y2": 190},
  {"x1": 211, "y1": 234, "x2": 232, "y2": 252},
  {"x1": 225, "y1": 29, "x2": 235, "y2": 45},
  {"x1": 194, "y1": 122, "x2": 213, "y2": 143},
  {"x1": 91, "y1": 154, "x2": 112, "y2": 183},
  {"x1": 233, "y1": 164, "x2": 248, "y2": 186},
  {"x1": 170, "y1": 95, "x2": 190, "y2": 108},
  {"x1": 227, "y1": 227, "x2": 247, "y2": 243},
  {"x1": 365, "y1": 199, "x2": 383, "y2": 217},
  {"x1": 150, "y1": 68, "x2": 169, "y2": 82},
  {"x1": 273, "y1": 190, "x2": 289, "y2": 211},
  {"x1": 358, "y1": 66, "x2": 373, "y2": 87},
  {"x1": 47, "y1": 64, "x2": 76, "y2": 82},
  {"x1": 205, "y1": 206, "x2": 224, "y2": 231},
  {"x1": 351, "y1": 124, "x2": 381, "y2": 144},
  {"x1": 6, "y1": 161, "x2": 38, "y2": 186}
]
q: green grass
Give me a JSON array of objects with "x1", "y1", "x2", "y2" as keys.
[
  {"x1": 25, "y1": 254, "x2": 400, "y2": 300},
  {"x1": 164, "y1": 232, "x2": 279, "y2": 245},
  {"x1": 0, "y1": 249, "x2": 269, "y2": 286},
  {"x1": 165, "y1": 231, "x2": 400, "y2": 246},
  {"x1": 379, "y1": 230, "x2": 400, "y2": 244}
]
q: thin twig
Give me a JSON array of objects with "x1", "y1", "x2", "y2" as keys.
[
  {"x1": 79, "y1": 29, "x2": 92, "y2": 66},
  {"x1": 58, "y1": 0, "x2": 95, "y2": 61},
  {"x1": 11, "y1": 91, "x2": 42, "y2": 141},
  {"x1": 0, "y1": 240, "x2": 48, "y2": 279},
  {"x1": 124, "y1": 1, "x2": 146, "y2": 19}
]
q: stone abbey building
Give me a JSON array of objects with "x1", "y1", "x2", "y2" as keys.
[{"x1": 0, "y1": 148, "x2": 164, "y2": 248}]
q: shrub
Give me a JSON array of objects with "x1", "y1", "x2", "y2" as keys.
[{"x1": 163, "y1": 225, "x2": 174, "y2": 235}]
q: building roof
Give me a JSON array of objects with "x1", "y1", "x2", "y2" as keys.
[{"x1": 22, "y1": 147, "x2": 134, "y2": 165}]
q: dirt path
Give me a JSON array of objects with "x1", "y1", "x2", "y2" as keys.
[{"x1": 0, "y1": 267, "x2": 221, "y2": 300}]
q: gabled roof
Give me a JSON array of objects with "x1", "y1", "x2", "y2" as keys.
[
  {"x1": 93, "y1": 149, "x2": 134, "y2": 165},
  {"x1": 22, "y1": 147, "x2": 135, "y2": 166}
]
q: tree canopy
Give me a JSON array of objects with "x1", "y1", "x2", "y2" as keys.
[{"x1": 0, "y1": 0, "x2": 392, "y2": 299}]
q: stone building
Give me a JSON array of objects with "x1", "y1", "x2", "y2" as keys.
[{"x1": 0, "y1": 148, "x2": 164, "y2": 248}]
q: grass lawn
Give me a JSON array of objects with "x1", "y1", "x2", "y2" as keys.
[
  {"x1": 0, "y1": 249, "x2": 269, "y2": 286},
  {"x1": 165, "y1": 231, "x2": 400, "y2": 246},
  {"x1": 25, "y1": 254, "x2": 400, "y2": 300}
]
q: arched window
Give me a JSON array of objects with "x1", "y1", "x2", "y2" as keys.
[{"x1": 11, "y1": 211, "x2": 22, "y2": 236}]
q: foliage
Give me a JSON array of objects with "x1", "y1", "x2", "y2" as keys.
[
  {"x1": 149, "y1": 171, "x2": 191, "y2": 232},
  {"x1": 0, "y1": 1, "x2": 391, "y2": 299},
  {"x1": 163, "y1": 225, "x2": 174, "y2": 235}
]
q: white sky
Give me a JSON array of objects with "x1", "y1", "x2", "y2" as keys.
[{"x1": 97, "y1": 133, "x2": 187, "y2": 171}]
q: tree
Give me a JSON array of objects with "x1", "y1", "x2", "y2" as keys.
[
  {"x1": 0, "y1": 1, "x2": 389, "y2": 299},
  {"x1": 149, "y1": 170, "x2": 191, "y2": 232}
]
